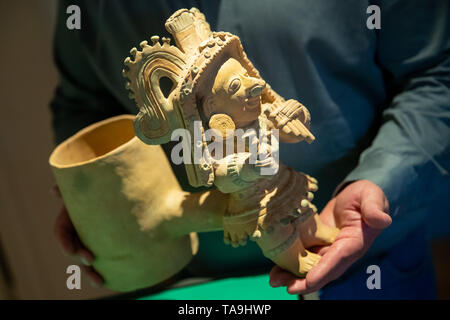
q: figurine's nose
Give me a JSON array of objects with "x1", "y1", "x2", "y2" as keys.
[{"x1": 249, "y1": 81, "x2": 266, "y2": 97}]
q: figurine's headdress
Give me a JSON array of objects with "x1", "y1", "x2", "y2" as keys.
[{"x1": 123, "y1": 8, "x2": 280, "y2": 187}]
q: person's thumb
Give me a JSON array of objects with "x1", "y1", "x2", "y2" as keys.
[{"x1": 360, "y1": 184, "x2": 392, "y2": 230}]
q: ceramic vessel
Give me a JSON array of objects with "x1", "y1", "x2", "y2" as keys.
[{"x1": 49, "y1": 115, "x2": 224, "y2": 291}]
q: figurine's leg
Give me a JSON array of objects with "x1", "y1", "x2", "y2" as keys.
[
  {"x1": 264, "y1": 233, "x2": 321, "y2": 277},
  {"x1": 298, "y1": 213, "x2": 339, "y2": 248},
  {"x1": 298, "y1": 248, "x2": 322, "y2": 275}
]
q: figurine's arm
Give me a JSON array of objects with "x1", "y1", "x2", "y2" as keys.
[
  {"x1": 211, "y1": 152, "x2": 277, "y2": 246},
  {"x1": 262, "y1": 100, "x2": 315, "y2": 144},
  {"x1": 248, "y1": 63, "x2": 314, "y2": 143},
  {"x1": 212, "y1": 153, "x2": 265, "y2": 193},
  {"x1": 164, "y1": 188, "x2": 229, "y2": 236}
]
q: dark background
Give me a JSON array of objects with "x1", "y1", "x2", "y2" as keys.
[{"x1": 0, "y1": 1, "x2": 448, "y2": 299}]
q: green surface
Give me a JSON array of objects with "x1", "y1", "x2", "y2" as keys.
[{"x1": 139, "y1": 274, "x2": 297, "y2": 300}]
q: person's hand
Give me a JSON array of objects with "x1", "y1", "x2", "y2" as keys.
[
  {"x1": 269, "y1": 180, "x2": 392, "y2": 294},
  {"x1": 53, "y1": 186, "x2": 104, "y2": 287}
]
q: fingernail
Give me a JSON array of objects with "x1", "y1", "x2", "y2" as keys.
[
  {"x1": 80, "y1": 257, "x2": 91, "y2": 266},
  {"x1": 287, "y1": 288, "x2": 296, "y2": 295},
  {"x1": 60, "y1": 249, "x2": 74, "y2": 259}
]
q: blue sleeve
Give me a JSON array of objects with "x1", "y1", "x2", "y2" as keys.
[{"x1": 340, "y1": 0, "x2": 450, "y2": 247}]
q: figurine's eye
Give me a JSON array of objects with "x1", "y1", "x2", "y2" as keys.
[{"x1": 228, "y1": 78, "x2": 241, "y2": 94}]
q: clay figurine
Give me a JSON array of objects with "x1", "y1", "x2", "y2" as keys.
[{"x1": 123, "y1": 8, "x2": 339, "y2": 277}]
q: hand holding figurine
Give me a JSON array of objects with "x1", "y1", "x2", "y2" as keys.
[
  {"x1": 269, "y1": 180, "x2": 392, "y2": 294},
  {"x1": 50, "y1": 8, "x2": 360, "y2": 291}
]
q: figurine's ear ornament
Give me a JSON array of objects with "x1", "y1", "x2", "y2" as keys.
[
  {"x1": 208, "y1": 114, "x2": 236, "y2": 139},
  {"x1": 123, "y1": 7, "x2": 281, "y2": 187},
  {"x1": 123, "y1": 36, "x2": 186, "y2": 146}
]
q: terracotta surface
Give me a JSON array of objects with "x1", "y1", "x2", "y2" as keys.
[
  {"x1": 49, "y1": 115, "x2": 227, "y2": 291},
  {"x1": 123, "y1": 8, "x2": 339, "y2": 279}
]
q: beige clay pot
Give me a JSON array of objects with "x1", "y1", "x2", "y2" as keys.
[{"x1": 49, "y1": 115, "x2": 224, "y2": 291}]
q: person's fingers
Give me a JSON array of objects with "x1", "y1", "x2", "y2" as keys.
[
  {"x1": 55, "y1": 206, "x2": 97, "y2": 266},
  {"x1": 317, "y1": 198, "x2": 336, "y2": 228},
  {"x1": 291, "y1": 240, "x2": 360, "y2": 294},
  {"x1": 52, "y1": 185, "x2": 62, "y2": 198},
  {"x1": 82, "y1": 265, "x2": 104, "y2": 287},
  {"x1": 76, "y1": 246, "x2": 95, "y2": 266},
  {"x1": 54, "y1": 206, "x2": 78, "y2": 255},
  {"x1": 286, "y1": 278, "x2": 310, "y2": 294},
  {"x1": 54, "y1": 188, "x2": 101, "y2": 284},
  {"x1": 269, "y1": 266, "x2": 297, "y2": 288},
  {"x1": 311, "y1": 245, "x2": 331, "y2": 256},
  {"x1": 360, "y1": 186, "x2": 392, "y2": 230}
]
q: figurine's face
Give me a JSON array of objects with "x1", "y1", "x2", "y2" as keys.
[{"x1": 204, "y1": 58, "x2": 266, "y2": 127}]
